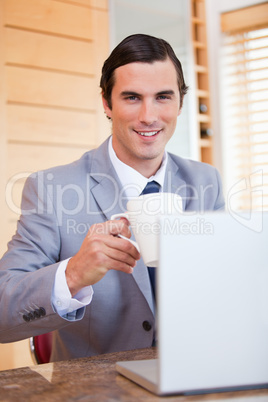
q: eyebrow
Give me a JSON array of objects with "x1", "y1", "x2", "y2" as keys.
[
  {"x1": 156, "y1": 90, "x2": 176, "y2": 96},
  {"x1": 120, "y1": 91, "x2": 140, "y2": 97},
  {"x1": 120, "y1": 90, "x2": 176, "y2": 97}
]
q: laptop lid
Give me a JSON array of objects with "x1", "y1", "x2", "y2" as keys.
[{"x1": 116, "y1": 212, "x2": 268, "y2": 395}]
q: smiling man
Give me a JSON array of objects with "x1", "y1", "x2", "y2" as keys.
[
  {"x1": 0, "y1": 34, "x2": 225, "y2": 362},
  {"x1": 103, "y1": 60, "x2": 181, "y2": 177}
]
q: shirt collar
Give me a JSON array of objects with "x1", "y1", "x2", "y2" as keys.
[{"x1": 108, "y1": 136, "x2": 168, "y2": 199}]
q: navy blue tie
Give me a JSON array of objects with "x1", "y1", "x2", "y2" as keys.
[{"x1": 141, "y1": 181, "x2": 160, "y2": 302}]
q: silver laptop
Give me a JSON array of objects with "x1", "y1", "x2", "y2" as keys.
[{"x1": 116, "y1": 212, "x2": 268, "y2": 395}]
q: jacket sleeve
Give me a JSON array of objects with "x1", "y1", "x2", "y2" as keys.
[{"x1": 0, "y1": 172, "x2": 84, "y2": 343}]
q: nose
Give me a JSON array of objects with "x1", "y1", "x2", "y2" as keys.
[{"x1": 138, "y1": 100, "x2": 157, "y2": 125}]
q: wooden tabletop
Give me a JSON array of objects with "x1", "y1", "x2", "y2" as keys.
[{"x1": 0, "y1": 347, "x2": 267, "y2": 401}]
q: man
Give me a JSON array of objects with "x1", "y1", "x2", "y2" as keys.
[{"x1": 0, "y1": 34, "x2": 224, "y2": 362}]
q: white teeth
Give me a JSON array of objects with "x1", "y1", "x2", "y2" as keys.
[{"x1": 137, "y1": 131, "x2": 158, "y2": 137}]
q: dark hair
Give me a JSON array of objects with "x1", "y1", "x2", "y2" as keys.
[{"x1": 100, "y1": 33, "x2": 188, "y2": 110}]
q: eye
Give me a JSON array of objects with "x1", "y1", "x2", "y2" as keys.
[
  {"x1": 157, "y1": 95, "x2": 170, "y2": 100},
  {"x1": 125, "y1": 95, "x2": 139, "y2": 101}
]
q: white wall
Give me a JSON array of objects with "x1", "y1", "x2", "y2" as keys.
[{"x1": 206, "y1": 0, "x2": 265, "y2": 180}]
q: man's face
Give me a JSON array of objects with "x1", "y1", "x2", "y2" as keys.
[{"x1": 102, "y1": 59, "x2": 181, "y2": 176}]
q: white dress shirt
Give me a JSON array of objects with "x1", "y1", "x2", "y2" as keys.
[
  {"x1": 108, "y1": 136, "x2": 167, "y2": 198},
  {"x1": 52, "y1": 136, "x2": 168, "y2": 318}
]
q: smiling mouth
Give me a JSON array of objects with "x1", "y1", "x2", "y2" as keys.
[{"x1": 135, "y1": 130, "x2": 161, "y2": 137}]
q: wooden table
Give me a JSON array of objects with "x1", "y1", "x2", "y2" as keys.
[{"x1": 0, "y1": 347, "x2": 267, "y2": 401}]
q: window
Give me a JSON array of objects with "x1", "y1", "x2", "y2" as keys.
[{"x1": 220, "y1": 3, "x2": 268, "y2": 212}]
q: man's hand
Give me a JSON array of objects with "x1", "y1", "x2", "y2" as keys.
[{"x1": 65, "y1": 219, "x2": 140, "y2": 296}]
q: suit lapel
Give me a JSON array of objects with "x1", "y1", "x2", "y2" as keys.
[
  {"x1": 89, "y1": 138, "x2": 128, "y2": 221},
  {"x1": 163, "y1": 155, "x2": 187, "y2": 211}
]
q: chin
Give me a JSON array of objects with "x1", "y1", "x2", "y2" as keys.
[{"x1": 139, "y1": 151, "x2": 163, "y2": 161}]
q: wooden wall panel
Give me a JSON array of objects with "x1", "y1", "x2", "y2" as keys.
[
  {"x1": 89, "y1": 0, "x2": 107, "y2": 9},
  {"x1": 7, "y1": 105, "x2": 97, "y2": 146},
  {"x1": 7, "y1": 66, "x2": 96, "y2": 110},
  {"x1": 7, "y1": 143, "x2": 91, "y2": 178},
  {"x1": 0, "y1": 0, "x2": 109, "y2": 371},
  {"x1": 6, "y1": 28, "x2": 94, "y2": 75},
  {"x1": 91, "y1": 6, "x2": 110, "y2": 144},
  {"x1": 61, "y1": 0, "x2": 108, "y2": 10},
  {"x1": 5, "y1": 0, "x2": 94, "y2": 40}
]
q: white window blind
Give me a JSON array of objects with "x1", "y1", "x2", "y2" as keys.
[{"x1": 220, "y1": 4, "x2": 268, "y2": 212}]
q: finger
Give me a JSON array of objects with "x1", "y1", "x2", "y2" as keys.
[
  {"x1": 87, "y1": 220, "x2": 131, "y2": 239},
  {"x1": 94, "y1": 236, "x2": 140, "y2": 274},
  {"x1": 85, "y1": 234, "x2": 140, "y2": 267},
  {"x1": 109, "y1": 219, "x2": 132, "y2": 238},
  {"x1": 104, "y1": 245, "x2": 138, "y2": 268},
  {"x1": 89, "y1": 241, "x2": 135, "y2": 274},
  {"x1": 104, "y1": 234, "x2": 140, "y2": 260},
  {"x1": 103, "y1": 254, "x2": 135, "y2": 274}
]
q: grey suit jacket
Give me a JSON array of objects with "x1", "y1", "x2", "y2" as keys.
[{"x1": 0, "y1": 137, "x2": 225, "y2": 361}]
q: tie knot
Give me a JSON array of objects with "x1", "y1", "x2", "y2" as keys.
[{"x1": 141, "y1": 180, "x2": 160, "y2": 195}]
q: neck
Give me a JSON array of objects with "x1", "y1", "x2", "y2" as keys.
[
  {"x1": 111, "y1": 136, "x2": 164, "y2": 178},
  {"x1": 128, "y1": 158, "x2": 163, "y2": 178}
]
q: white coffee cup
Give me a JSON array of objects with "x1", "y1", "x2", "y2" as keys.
[{"x1": 111, "y1": 192, "x2": 182, "y2": 267}]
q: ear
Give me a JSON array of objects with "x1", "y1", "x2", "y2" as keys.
[
  {"x1": 177, "y1": 107, "x2": 182, "y2": 117},
  {"x1": 102, "y1": 95, "x2": 112, "y2": 119}
]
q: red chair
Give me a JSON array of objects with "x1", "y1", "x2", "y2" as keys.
[{"x1": 29, "y1": 333, "x2": 52, "y2": 364}]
